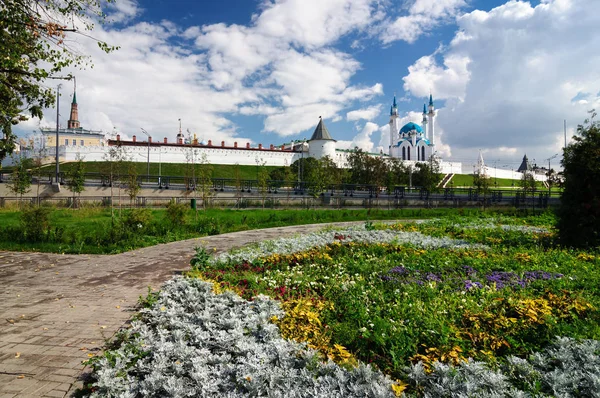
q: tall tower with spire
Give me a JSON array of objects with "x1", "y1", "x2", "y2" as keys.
[
  {"x1": 389, "y1": 95, "x2": 399, "y2": 156},
  {"x1": 422, "y1": 103, "x2": 428, "y2": 140},
  {"x1": 67, "y1": 79, "x2": 80, "y2": 130},
  {"x1": 427, "y1": 93, "x2": 435, "y2": 146}
]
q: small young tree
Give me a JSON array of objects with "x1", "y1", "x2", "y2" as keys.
[
  {"x1": 233, "y1": 162, "x2": 244, "y2": 206},
  {"x1": 284, "y1": 162, "x2": 295, "y2": 206},
  {"x1": 197, "y1": 153, "x2": 214, "y2": 211},
  {"x1": 520, "y1": 171, "x2": 536, "y2": 195},
  {"x1": 8, "y1": 156, "x2": 32, "y2": 207},
  {"x1": 65, "y1": 155, "x2": 86, "y2": 208},
  {"x1": 125, "y1": 161, "x2": 141, "y2": 206},
  {"x1": 557, "y1": 110, "x2": 600, "y2": 248},
  {"x1": 305, "y1": 157, "x2": 335, "y2": 208},
  {"x1": 102, "y1": 143, "x2": 128, "y2": 221},
  {"x1": 473, "y1": 170, "x2": 492, "y2": 207},
  {"x1": 31, "y1": 144, "x2": 45, "y2": 204},
  {"x1": 256, "y1": 158, "x2": 269, "y2": 208}
]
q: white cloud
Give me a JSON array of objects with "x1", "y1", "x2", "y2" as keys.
[
  {"x1": 15, "y1": 0, "x2": 470, "y2": 147},
  {"x1": 263, "y1": 103, "x2": 341, "y2": 137},
  {"x1": 255, "y1": 0, "x2": 380, "y2": 49},
  {"x1": 347, "y1": 105, "x2": 382, "y2": 121},
  {"x1": 106, "y1": 0, "x2": 141, "y2": 24},
  {"x1": 381, "y1": 0, "x2": 467, "y2": 44},
  {"x1": 402, "y1": 0, "x2": 600, "y2": 165},
  {"x1": 337, "y1": 122, "x2": 381, "y2": 153},
  {"x1": 403, "y1": 54, "x2": 471, "y2": 101}
]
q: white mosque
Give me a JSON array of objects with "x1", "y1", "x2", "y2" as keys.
[{"x1": 388, "y1": 94, "x2": 436, "y2": 161}]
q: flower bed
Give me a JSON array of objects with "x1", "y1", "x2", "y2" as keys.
[{"x1": 86, "y1": 215, "x2": 600, "y2": 397}]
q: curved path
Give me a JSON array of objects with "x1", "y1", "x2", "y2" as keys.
[{"x1": 0, "y1": 221, "x2": 373, "y2": 397}]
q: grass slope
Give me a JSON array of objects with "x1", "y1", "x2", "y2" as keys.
[{"x1": 39, "y1": 162, "x2": 279, "y2": 180}]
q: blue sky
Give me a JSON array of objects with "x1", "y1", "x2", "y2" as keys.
[{"x1": 21, "y1": 0, "x2": 600, "y2": 169}]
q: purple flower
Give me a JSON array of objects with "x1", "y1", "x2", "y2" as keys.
[
  {"x1": 464, "y1": 280, "x2": 482, "y2": 290},
  {"x1": 425, "y1": 272, "x2": 442, "y2": 282},
  {"x1": 463, "y1": 265, "x2": 477, "y2": 276},
  {"x1": 389, "y1": 266, "x2": 408, "y2": 275},
  {"x1": 524, "y1": 271, "x2": 563, "y2": 281},
  {"x1": 486, "y1": 271, "x2": 515, "y2": 289}
]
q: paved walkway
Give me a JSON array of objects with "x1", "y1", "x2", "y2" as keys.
[{"x1": 0, "y1": 221, "x2": 371, "y2": 397}]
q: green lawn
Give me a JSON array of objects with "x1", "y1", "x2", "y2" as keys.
[
  {"x1": 0, "y1": 207, "x2": 517, "y2": 254},
  {"x1": 38, "y1": 162, "x2": 280, "y2": 180},
  {"x1": 448, "y1": 174, "x2": 545, "y2": 189}
]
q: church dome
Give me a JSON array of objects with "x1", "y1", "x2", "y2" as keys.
[{"x1": 400, "y1": 122, "x2": 423, "y2": 134}]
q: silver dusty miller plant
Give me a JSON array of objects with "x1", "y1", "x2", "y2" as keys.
[
  {"x1": 211, "y1": 225, "x2": 487, "y2": 266},
  {"x1": 86, "y1": 277, "x2": 396, "y2": 397},
  {"x1": 403, "y1": 337, "x2": 600, "y2": 398}
]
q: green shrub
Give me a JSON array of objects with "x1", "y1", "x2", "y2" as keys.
[
  {"x1": 165, "y1": 201, "x2": 188, "y2": 227},
  {"x1": 20, "y1": 206, "x2": 51, "y2": 241},
  {"x1": 195, "y1": 216, "x2": 221, "y2": 235},
  {"x1": 122, "y1": 208, "x2": 152, "y2": 231}
]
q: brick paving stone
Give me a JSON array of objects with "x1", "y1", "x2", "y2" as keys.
[
  {"x1": 20, "y1": 382, "x2": 60, "y2": 395},
  {"x1": 0, "y1": 221, "x2": 380, "y2": 396},
  {"x1": 42, "y1": 391, "x2": 65, "y2": 398}
]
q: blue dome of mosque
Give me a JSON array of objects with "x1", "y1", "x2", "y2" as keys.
[{"x1": 399, "y1": 122, "x2": 423, "y2": 134}]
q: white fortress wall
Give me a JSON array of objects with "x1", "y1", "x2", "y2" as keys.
[
  {"x1": 6, "y1": 146, "x2": 544, "y2": 182},
  {"x1": 481, "y1": 166, "x2": 547, "y2": 182},
  {"x1": 62, "y1": 145, "x2": 301, "y2": 167}
]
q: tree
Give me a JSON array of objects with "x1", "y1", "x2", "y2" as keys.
[
  {"x1": 30, "y1": 140, "x2": 46, "y2": 202},
  {"x1": 102, "y1": 143, "x2": 128, "y2": 221},
  {"x1": 0, "y1": 0, "x2": 118, "y2": 163},
  {"x1": 268, "y1": 166, "x2": 286, "y2": 188},
  {"x1": 290, "y1": 157, "x2": 319, "y2": 184},
  {"x1": 473, "y1": 170, "x2": 492, "y2": 206},
  {"x1": 385, "y1": 158, "x2": 409, "y2": 193},
  {"x1": 546, "y1": 168, "x2": 563, "y2": 194},
  {"x1": 124, "y1": 161, "x2": 141, "y2": 206},
  {"x1": 413, "y1": 156, "x2": 442, "y2": 192},
  {"x1": 305, "y1": 159, "x2": 327, "y2": 205},
  {"x1": 256, "y1": 158, "x2": 269, "y2": 208},
  {"x1": 8, "y1": 156, "x2": 32, "y2": 206},
  {"x1": 197, "y1": 153, "x2": 214, "y2": 211},
  {"x1": 283, "y1": 162, "x2": 295, "y2": 206},
  {"x1": 65, "y1": 155, "x2": 86, "y2": 207},
  {"x1": 520, "y1": 171, "x2": 536, "y2": 195},
  {"x1": 557, "y1": 110, "x2": 600, "y2": 248},
  {"x1": 346, "y1": 149, "x2": 370, "y2": 184},
  {"x1": 233, "y1": 163, "x2": 244, "y2": 205}
]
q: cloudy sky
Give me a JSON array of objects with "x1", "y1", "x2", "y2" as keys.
[{"x1": 20, "y1": 0, "x2": 600, "y2": 169}]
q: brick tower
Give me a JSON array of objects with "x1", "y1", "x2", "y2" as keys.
[{"x1": 67, "y1": 80, "x2": 80, "y2": 129}]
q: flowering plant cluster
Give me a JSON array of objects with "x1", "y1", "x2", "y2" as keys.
[
  {"x1": 403, "y1": 337, "x2": 600, "y2": 397},
  {"x1": 190, "y1": 216, "x2": 599, "y2": 383},
  {"x1": 380, "y1": 264, "x2": 563, "y2": 291},
  {"x1": 86, "y1": 214, "x2": 600, "y2": 397},
  {"x1": 86, "y1": 277, "x2": 399, "y2": 397},
  {"x1": 211, "y1": 225, "x2": 487, "y2": 266}
]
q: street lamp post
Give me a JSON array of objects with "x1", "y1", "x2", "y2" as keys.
[
  {"x1": 55, "y1": 84, "x2": 62, "y2": 185},
  {"x1": 140, "y1": 128, "x2": 150, "y2": 183}
]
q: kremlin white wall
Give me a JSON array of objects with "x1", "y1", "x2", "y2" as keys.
[
  {"x1": 480, "y1": 165, "x2": 546, "y2": 182},
  {"x1": 6, "y1": 144, "x2": 467, "y2": 177},
  {"x1": 14, "y1": 145, "x2": 304, "y2": 167}
]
